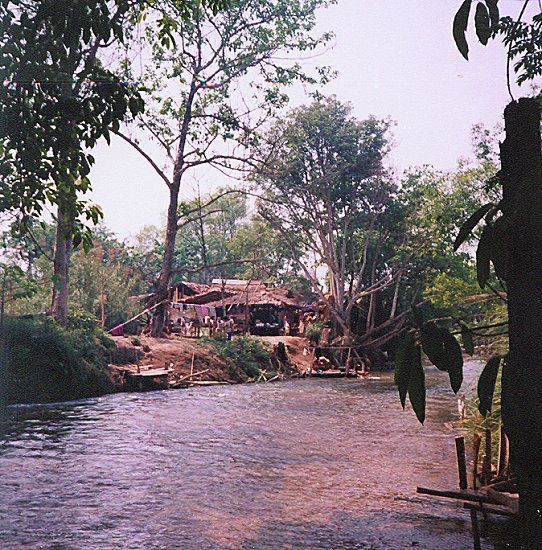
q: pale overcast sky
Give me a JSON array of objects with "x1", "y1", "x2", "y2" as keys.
[{"x1": 88, "y1": 0, "x2": 536, "y2": 239}]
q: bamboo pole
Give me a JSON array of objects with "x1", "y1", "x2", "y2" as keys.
[
  {"x1": 455, "y1": 436, "x2": 468, "y2": 490},
  {"x1": 481, "y1": 428, "x2": 492, "y2": 485},
  {"x1": 470, "y1": 509, "x2": 482, "y2": 550},
  {"x1": 497, "y1": 423, "x2": 509, "y2": 477},
  {"x1": 472, "y1": 433, "x2": 482, "y2": 490}
]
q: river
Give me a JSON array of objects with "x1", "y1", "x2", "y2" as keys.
[{"x1": 0, "y1": 362, "x2": 508, "y2": 549}]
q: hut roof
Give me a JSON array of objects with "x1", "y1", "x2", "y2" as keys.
[{"x1": 203, "y1": 282, "x2": 305, "y2": 308}]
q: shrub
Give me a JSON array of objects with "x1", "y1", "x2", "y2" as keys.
[
  {"x1": 305, "y1": 321, "x2": 324, "y2": 345},
  {"x1": 0, "y1": 316, "x2": 116, "y2": 405},
  {"x1": 201, "y1": 335, "x2": 270, "y2": 380}
]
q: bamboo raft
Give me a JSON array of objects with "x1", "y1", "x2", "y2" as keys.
[
  {"x1": 122, "y1": 365, "x2": 173, "y2": 391},
  {"x1": 417, "y1": 429, "x2": 518, "y2": 549},
  {"x1": 310, "y1": 369, "x2": 358, "y2": 379}
]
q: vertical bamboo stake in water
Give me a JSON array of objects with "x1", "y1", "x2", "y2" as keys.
[
  {"x1": 472, "y1": 434, "x2": 482, "y2": 490},
  {"x1": 455, "y1": 436, "x2": 468, "y2": 490},
  {"x1": 497, "y1": 424, "x2": 509, "y2": 477},
  {"x1": 470, "y1": 509, "x2": 482, "y2": 550},
  {"x1": 481, "y1": 428, "x2": 492, "y2": 485}
]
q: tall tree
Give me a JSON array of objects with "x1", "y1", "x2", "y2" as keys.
[
  {"x1": 255, "y1": 97, "x2": 404, "y2": 347},
  {"x1": 0, "y1": 1, "x2": 146, "y2": 324},
  {"x1": 117, "y1": 0, "x2": 334, "y2": 335}
]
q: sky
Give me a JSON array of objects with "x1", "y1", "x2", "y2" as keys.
[{"x1": 88, "y1": 0, "x2": 536, "y2": 239}]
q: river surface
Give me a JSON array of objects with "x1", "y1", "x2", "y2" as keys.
[{"x1": 0, "y1": 361, "x2": 507, "y2": 549}]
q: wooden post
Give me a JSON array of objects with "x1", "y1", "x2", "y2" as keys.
[
  {"x1": 345, "y1": 347, "x2": 352, "y2": 377},
  {"x1": 190, "y1": 352, "x2": 195, "y2": 377},
  {"x1": 472, "y1": 433, "x2": 482, "y2": 490},
  {"x1": 470, "y1": 509, "x2": 482, "y2": 550},
  {"x1": 455, "y1": 436, "x2": 468, "y2": 490}
]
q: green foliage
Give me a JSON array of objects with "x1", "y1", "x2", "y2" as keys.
[
  {"x1": 201, "y1": 335, "x2": 270, "y2": 379},
  {"x1": 0, "y1": 1, "x2": 145, "y2": 240},
  {"x1": 305, "y1": 321, "x2": 324, "y2": 345},
  {"x1": 0, "y1": 316, "x2": 115, "y2": 405}
]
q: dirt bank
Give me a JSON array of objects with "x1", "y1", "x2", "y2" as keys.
[{"x1": 108, "y1": 334, "x2": 309, "y2": 390}]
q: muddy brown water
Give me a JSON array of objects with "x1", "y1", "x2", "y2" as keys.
[{"x1": 0, "y1": 361, "x2": 510, "y2": 549}]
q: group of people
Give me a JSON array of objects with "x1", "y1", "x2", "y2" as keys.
[{"x1": 169, "y1": 315, "x2": 237, "y2": 340}]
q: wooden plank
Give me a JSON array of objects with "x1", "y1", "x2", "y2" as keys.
[
  {"x1": 416, "y1": 486, "x2": 502, "y2": 505},
  {"x1": 464, "y1": 501, "x2": 517, "y2": 518}
]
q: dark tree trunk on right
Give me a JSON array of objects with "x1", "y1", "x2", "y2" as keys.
[{"x1": 500, "y1": 97, "x2": 542, "y2": 547}]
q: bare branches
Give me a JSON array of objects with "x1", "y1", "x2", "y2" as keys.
[
  {"x1": 169, "y1": 258, "x2": 259, "y2": 275},
  {"x1": 113, "y1": 130, "x2": 172, "y2": 188}
]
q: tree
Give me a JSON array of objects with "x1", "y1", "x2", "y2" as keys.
[
  {"x1": 255, "y1": 97, "x2": 405, "y2": 349},
  {"x1": 117, "y1": 0, "x2": 334, "y2": 335},
  {"x1": 0, "y1": 1, "x2": 147, "y2": 324}
]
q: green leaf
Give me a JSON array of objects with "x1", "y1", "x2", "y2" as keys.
[
  {"x1": 460, "y1": 323, "x2": 474, "y2": 356},
  {"x1": 477, "y1": 355, "x2": 501, "y2": 416},
  {"x1": 408, "y1": 345, "x2": 425, "y2": 424},
  {"x1": 394, "y1": 332, "x2": 416, "y2": 409},
  {"x1": 453, "y1": 0, "x2": 472, "y2": 60},
  {"x1": 454, "y1": 202, "x2": 495, "y2": 251},
  {"x1": 421, "y1": 322, "x2": 463, "y2": 393},
  {"x1": 485, "y1": 0, "x2": 499, "y2": 29},
  {"x1": 475, "y1": 2, "x2": 491, "y2": 45},
  {"x1": 476, "y1": 224, "x2": 492, "y2": 288}
]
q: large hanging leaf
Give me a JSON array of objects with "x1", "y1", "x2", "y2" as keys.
[
  {"x1": 408, "y1": 346, "x2": 425, "y2": 424},
  {"x1": 421, "y1": 322, "x2": 463, "y2": 393},
  {"x1": 460, "y1": 324, "x2": 474, "y2": 356},
  {"x1": 454, "y1": 203, "x2": 495, "y2": 251},
  {"x1": 485, "y1": 0, "x2": 499, "y2": 30},
  {"x1": 477, "y1": 355, "x2": 502, "y2": 416},
  {"x1": 475, "y1": 2, "x2": 491, "y2": 45},
  {"x1": 453, "y1": 0, "x2": 473, "y2": 60},
  {"x1": 395, "y1": 332, "x2": 417, "y2": 408},
  {"x1": 476, "y1": 224, "x2": 493, "y2": 288}
]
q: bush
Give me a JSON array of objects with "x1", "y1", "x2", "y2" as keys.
[
  {"x1": 0, "y1": 316, "x2": 116, "y2": 405},
  {"x1": 201, "y1": 335, "x2": 270, "y2": 379},
  {"x1": 305, "y1": 321, "x2": 324, "y2": 345}
]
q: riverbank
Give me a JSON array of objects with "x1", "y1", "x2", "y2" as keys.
[{"x1": 108, "y1": 334, "x2": 312, "y2": 390}]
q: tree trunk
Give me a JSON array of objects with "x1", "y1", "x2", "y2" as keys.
[
  {"x1": 500, "y1": 97, "x2": 542, "y2": 547},
  {"x1": 51, "y1": 206, "x2": 72, "y2": 326},
  {"x1": 151, "y1": 184, "x2": 180, "y2": 336}
]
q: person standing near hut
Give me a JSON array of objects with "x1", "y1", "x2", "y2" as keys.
[{"x1": 224, "y1": 316, "x2": 235, "y2": 341}]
